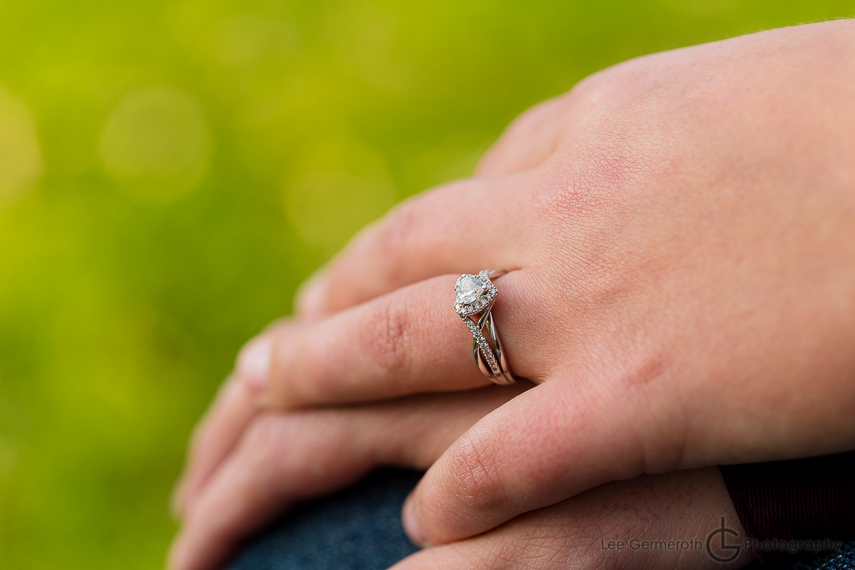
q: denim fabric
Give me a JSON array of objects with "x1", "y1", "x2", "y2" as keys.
[
  {"x1": 789, "y1": 542, "x2": 855, "y2": 570},
  {"x1": 230, "y1": 468, "x2": 855, "y2": 570},
  {"x1": 228, "y1": 469, "x2": 422, "y2": 570}
]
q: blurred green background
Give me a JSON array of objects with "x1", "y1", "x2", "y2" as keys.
[{"x1": 0, "y1": 0, "x2": 853, "y2": 568}]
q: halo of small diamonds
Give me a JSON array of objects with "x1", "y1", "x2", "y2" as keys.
[{"x1": 454, "y1": 273, "x2": 498, "y2": 317}]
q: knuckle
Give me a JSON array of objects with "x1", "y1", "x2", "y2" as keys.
[
  {"x1": 570, "y1": 56, "x2": 662, "y2": 111},
  {"x1": 620, "y1": 352, "x2": 670, "y2": 394},
  {"x1": 243, "y1": 412, "x2": 348, "y2": 480},
  {"x1": 268, "y1": 331, "x2": 315, "y2": 405},
  {"x1": 266, "y1": 323, "x2": 347, "y2": 406},
  {"x1": 243, "y1": 415, "x2": 289, "y2": 464},
  {"x1": 512, "y1": 97, "x2": 562, "y2": 134},
  {"x1": 537, "y1": 70, "x2": 682, "y2": 270},
  {"x1": 539, "y1": 169, "x2": 609, "y2": 225},
  {"x1": 363, "y1": 297, "x2": 410, "y2": 376},
  {"x1": 478, "y1": 98, "x2": 562, "y2": 173},
  {"x1": 293, "y1": 336, "x2": 336, "y2": 402},
  {"x1": 614, "y1": 353, "x2": 688, "y2": 473},
  {"x1": 570, "y1": 69, "x2": 628, "y2": 109},
  {"x1": 374, "y1": 200, "x2": 420, "y2": 271},
  {"x1": 444, "y1": 427, "x2": 505, "y2": 515}
]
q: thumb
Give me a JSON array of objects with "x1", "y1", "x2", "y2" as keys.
[{"x1": 401, "y1": 374, "x2": 686, "y2": 546}]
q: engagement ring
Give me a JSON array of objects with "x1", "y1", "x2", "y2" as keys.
[{"x1": 454, "y1": 270, "x2": 515, "y2": 385}]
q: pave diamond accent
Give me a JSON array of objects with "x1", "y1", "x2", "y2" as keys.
[{"x1": 463, "y1": 316, "x2": 500, "y2": 374}]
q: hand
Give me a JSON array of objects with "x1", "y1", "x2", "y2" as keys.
[
  {"x1": 169, "y1": 380, "x2": 531, "y2": 570},
  {"x1": 224, "y1": 20, "x2": 855, "y2": 546},
  {"x1": 391, "y1": 468, "x2": 753, "y2": 570}
]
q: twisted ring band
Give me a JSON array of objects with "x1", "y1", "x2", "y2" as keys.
[{"x1": 453, "y1": 270, "x2": 516, "y2": 385}]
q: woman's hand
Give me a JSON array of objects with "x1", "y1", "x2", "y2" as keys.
[
  {"x1": 170, "y1": 382, "x2": 531, "y2": 570},
  {"x1": 221, "y1": 20, "x2": 855, "y2": 547},
  {"x1": 391, "y1": 468, "x2": 753, "y2": 570}
]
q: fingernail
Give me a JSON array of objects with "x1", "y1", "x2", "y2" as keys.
[
  {"x1": 295, "y1": 273, "x2": 327, "y2": 319},
  {"x1": 402, "y1": 496, "x2": 430, "y2": 547},
  {"x1": 238, "y1": 338, "x2": 272, "y2": 392}
]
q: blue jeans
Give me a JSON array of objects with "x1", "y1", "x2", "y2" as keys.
[
  {"x1": 228, "y1": 469, "x2": 421, "y2": 570},
  {"x1": 228, "y1": 468, "x2": 855, "y2": 570}
]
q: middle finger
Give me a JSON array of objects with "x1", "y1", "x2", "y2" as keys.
[
  {"x1": 297, "y1": 174, "x2": 540, "y2": 318},
  {"x1": 170, "y1": 385, "x2": 530, "y2": 570}
]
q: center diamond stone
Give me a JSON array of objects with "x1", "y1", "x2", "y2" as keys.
[
  {"x1": 454, "y1": 272, "x2": 498, "y2": 317},
  {"x1": 458, "y1": 275, "x2": 485, "y2": 305}
]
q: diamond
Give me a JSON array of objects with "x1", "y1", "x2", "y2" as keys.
[
  {"x1": 457, "y1": 275, "x2": 485, "y2": 305},
  {"x1": 454, "y1": 273, "x2": 498, "y2": 317}
]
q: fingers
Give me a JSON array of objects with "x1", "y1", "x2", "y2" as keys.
[
  {"x1": 475, "y1": 96, "x2": 566, "y2": 178},
  {"x1": 172, "y1": 377, "x2": 257, "y2": 517},
  {"x1": 169, "y1": 385, "x2": 530, "y2": 570},
  {"x1": 402, "y1": 374, "x2": 689, "y2": 546},
  {"x1": 296, "y1": 95, "x2": 569, "y2": 318},
  {"x1": 392, "y1": 468, "x2": 752, "y2": 570},
  {"x1": 177, "y1": 267, "x2": 543, "y2": 525},
  {"x1": 240, "y1": 270, "x2": 548, "y2": 409},
  {"x1": 296, "y1": 175, "x2": 538, "y2": 318}
]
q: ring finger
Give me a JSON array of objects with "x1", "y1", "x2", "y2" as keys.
[{"x1": 241, "y1": 269, "x2": 548, "y2": 410}]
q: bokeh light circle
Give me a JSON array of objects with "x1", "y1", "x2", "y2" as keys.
[
  {"x1": 284, "y1": 135, "x2": 397, "y2": 254},
  {"x1": 0, "y1": 86, "x2": 43, "y2": 205},
  {"x1": 99, "y1": 85, "x2": 212, "y2": 200}
]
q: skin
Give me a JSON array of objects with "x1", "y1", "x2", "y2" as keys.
[
  {"x1": 170, "y1": 383, "x2": 532, "y2": 570},
  {"x1": 171, "y1": 20, "x2": 855, "y2": 570},
  {"x1": 170, "y1": 381, "x2": 751, "y2": 570},
  {"x1": 388, "y1": 468, "x2": 753, "y2": 570}
]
